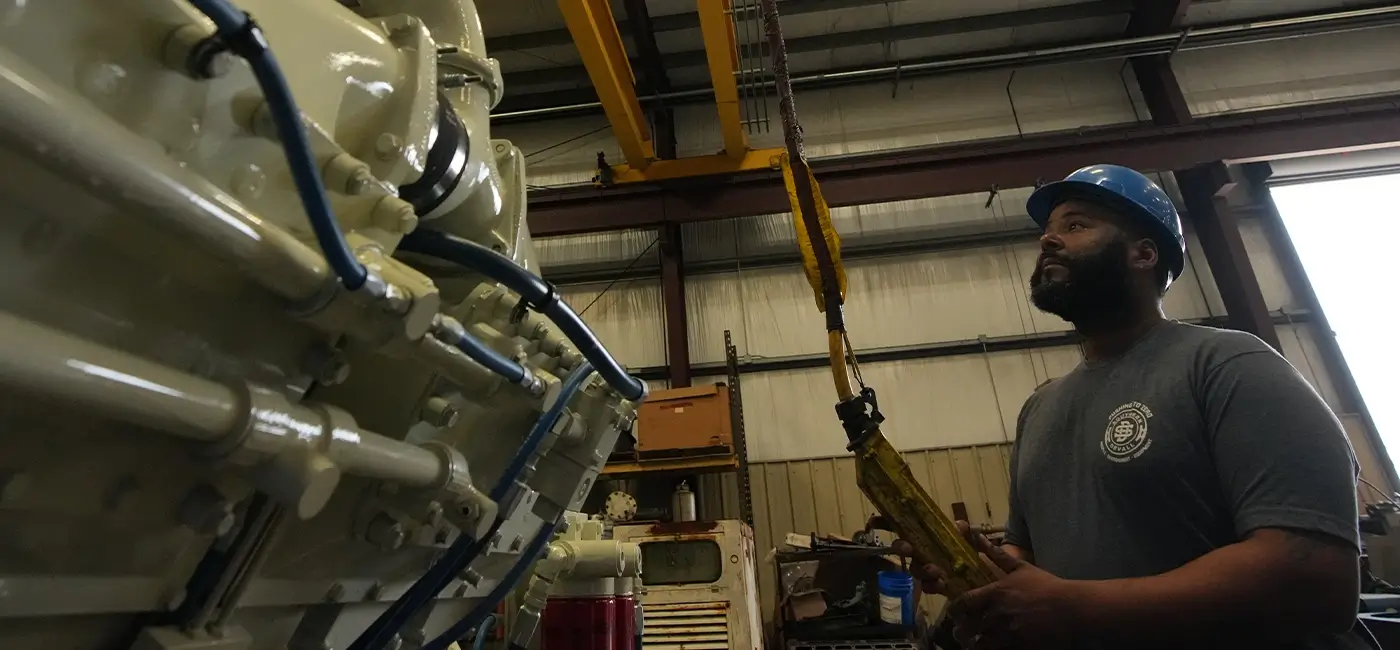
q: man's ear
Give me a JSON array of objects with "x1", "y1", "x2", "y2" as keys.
[{"x1": 1131, "y1": 238, "x2": 1160, "y2": 273}]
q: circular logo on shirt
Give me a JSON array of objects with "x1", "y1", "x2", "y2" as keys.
[{"x1": 1103, "y1": 402, "x2": 1153, "y2": 463}]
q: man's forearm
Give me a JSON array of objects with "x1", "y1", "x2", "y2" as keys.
[{"x1": 1068, "y1": 529, "x2": 1357, "y2": 646}]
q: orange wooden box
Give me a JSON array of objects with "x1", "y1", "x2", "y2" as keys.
[{"x1": 633, "y1": 384, "x2": 734, "y2": 459}]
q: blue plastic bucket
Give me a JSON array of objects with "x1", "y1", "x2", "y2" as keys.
[{"x1": 877, "y1": 570, "x2": 914, "y2": 626}]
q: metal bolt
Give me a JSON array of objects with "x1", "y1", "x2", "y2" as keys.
[
  {"x1": 323, "y1": 154, "x2": 375, "y2": 196},
  {"x1": 434, "y1": 528, "x2": 450, "y2": 545},
  {"x1": 425, "y1": 501, "x2": 446, "y2": 529},
  {"x1": 454, "y1": 583, "x2": 468, "y2": 597},
  {"x1": 346, "y1": 167, "x2": 374, "y2": 195},
  {"x1": 439, "y1": 73, "x2": 480, "y2": 89},
  {"x1": 460, "y1": 568, "x2": 482, "y2": 586},
  {"x1": 384, "y1": 636, "x2": 403, "y2": 650},
  {"x1": 325, "y1": 583, "x2": 346, "y2": 602},
  {"x1": 165, "y1": 588, "x2": 187, "y2": 611},
  {"x1": 509, "y1": 536, "x2": 523, "y2": 552},
  {"x1": 420, "y1": 397, "x2": 459, "y2": 428},
  {"x1": 371, "y1": 196, "x2": 418, "y2": 233},
  {"x1": 365, "y1": 513, "x2": 406, "y2": 550},
  {"x1": 375, "y1": 133, "x2": 404, "y2": 160},
  {"x1": 365, "y1": 582, "x2": 384, "y2": 601}
]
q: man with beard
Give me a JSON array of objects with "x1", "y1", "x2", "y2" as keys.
[{"x1": 904, "y1": 165, "x2": 1369, "y2": 649}]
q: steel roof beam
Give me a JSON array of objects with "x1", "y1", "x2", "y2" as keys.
[
  {"x1": 525, "y1": 94, "x2": 1400, "y2": 236},
  {"x1": 495, "y1": 3, "x2": 1400, "y2": 120},
  {"x1": 487, "y1": 0, "x2": 899, "y2": 52},
  {"x1": 503, "y1": 1, "x2": 1133, "y2": 89}
]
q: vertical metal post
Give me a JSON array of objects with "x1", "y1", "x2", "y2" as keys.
[
  {"x1": 661, "y1": 223, "x2": 691, "y2": 388},
  {"x1": 1178, "y1": 163, "x2": 1283, "y2": 351},
  {"x1": 726, "y1": 330, "x2": 754, "y2": 527},
  {"x1": 1126, "y1": 2, "x2": 1281, "y2": 351}
]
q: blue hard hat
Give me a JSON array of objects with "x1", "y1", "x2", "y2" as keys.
[{"x1": 1026, "y1": 164, "x2": 1186, "y2": 283}]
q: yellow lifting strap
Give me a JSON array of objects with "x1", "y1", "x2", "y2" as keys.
[{"x1": 779, "y1": 153, "x2": 847, "y2": 313}]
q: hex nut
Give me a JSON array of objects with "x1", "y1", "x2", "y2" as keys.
[
  {"x1": 371, "y1": 196, "x2": 418, "y2": 233},
  {"x1": 420, "y1": 397, "x2": 459, "y2": 428}
]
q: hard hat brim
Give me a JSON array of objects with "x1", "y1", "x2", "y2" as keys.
[{"x1": 1026, "y1": 179, "x2": 1185, "y2": 280}]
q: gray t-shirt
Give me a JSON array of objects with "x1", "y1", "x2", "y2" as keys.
[{"x1": 1007, "y1": 320, "x2": 1365, "y2": 649}]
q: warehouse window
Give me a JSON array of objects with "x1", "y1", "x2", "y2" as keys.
[{"x1": 1272, "y1": 174, "x2": 1400, "y2": 467}]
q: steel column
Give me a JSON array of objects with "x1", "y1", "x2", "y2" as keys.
[
  {"x1": 660, "y1": 223, "x2": 691, "y2": 387},
  {"x1": 1125, "y1": 5, "x2": 1281, "y2": 351},
  {"x1": 1178, "y1": 163, "x2": 1283, "y2": 351},
  {"x1": 558, "y1": 0, "x2": 655, "y2": 169},
  {"x1": 1127, "y1": 0, "x2": 1192, "y2": 126}
]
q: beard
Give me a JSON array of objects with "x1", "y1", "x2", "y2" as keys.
[{"x1": 1030, "y1": 237, "x2": 1135, "y2": 324}]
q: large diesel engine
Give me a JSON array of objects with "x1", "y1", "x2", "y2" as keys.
[{"x1": 0, "y1": 1, "x2": 644, "y2": 649}]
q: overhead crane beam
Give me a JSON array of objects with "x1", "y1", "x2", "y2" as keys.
[
  {"x1": 697, "y1": 0, "x2": 748, "y2": 158},
  {"x1": 558, "y1": 0, "x2": 655, "y2": 169}
]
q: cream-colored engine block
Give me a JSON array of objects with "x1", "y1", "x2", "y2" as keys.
[{"x1": 0, "y1": 1, "x2": 639, "y2": 649}]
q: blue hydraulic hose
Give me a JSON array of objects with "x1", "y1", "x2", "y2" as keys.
[
  {"x1": 471, "y1": 614, "x2": 496, "y2": 650},
  {"x1": 491, "y1": 362, "x2": 594, "y2": 501},
  {"x1": 421, "y1": 519, "x2": 558, "y2": 650},
  {"x1": 399, "y1": 229, "x2": 646, "y2": 401},
  {"x1": 347, "y1": 519, "x2": 501, "y2": 650},
  {"x1": 185, "y1": 0, "x2": 369, "y2": 290},
  {"x1": 347, "y1": 364, "x2": 596, "y2": 650},
  {"x1": 445, "y1": 329, "x2": 527, "y2": 386}
]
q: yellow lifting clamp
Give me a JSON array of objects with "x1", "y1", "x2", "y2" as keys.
[{"x1": 759, "y1": 0, "x2": 996, "y2": 599}]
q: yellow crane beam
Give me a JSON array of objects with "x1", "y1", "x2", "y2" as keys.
[
  {"x1": 559, "y1": 0, "x2": 654, "y2": 169},
  {"x1": 697, "y1": 0, "x2": 748, "y2": 158}
]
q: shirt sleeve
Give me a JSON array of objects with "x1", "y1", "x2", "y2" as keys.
[
  {"x1": 1203, "y1": 349, "x2": 1360, "y2": 550},
  {"x1": 1004, "y1": 401, "x2": 1034, "y2": 551}
]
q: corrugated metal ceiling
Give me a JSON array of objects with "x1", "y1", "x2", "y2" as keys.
[{"x1": 480, "y1": 0, "x2": 1375, "y2": 100}]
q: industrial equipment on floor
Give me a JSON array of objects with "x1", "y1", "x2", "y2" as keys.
[
  {"x1": 612, "y1": 520, "x2": 764, "y2": 650},
  {"x1": 0, "y1": 1, "x2": 644, "y2": 649}
]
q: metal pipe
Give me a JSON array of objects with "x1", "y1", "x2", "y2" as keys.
[
  {"x1": 0, "y1": 313, "x2": 243, "y2": 441},
  {"x1": 0, "y1": 312, "x2": 473, "y2": 517},
  {"x1": 493, "y1": 4, "x2": 1400, "y2": 121},
  {"x1": 0, "y1": 49, "x2": 334, "y2": 308}
]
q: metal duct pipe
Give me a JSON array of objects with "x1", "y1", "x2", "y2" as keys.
[
  {"x1": 493, "y1": 4, "x2": 1400, "y2": 121},
  {"x1": 0, "y1": 48, "x2": 334, "y2": 309},
  {"x1": 0, "y1": 312, "x2": 478, "y2": 519}
]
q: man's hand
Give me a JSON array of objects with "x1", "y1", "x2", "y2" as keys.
[{"x1": 895, "y1": 521, "x2": 1084, "y2": 650}]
